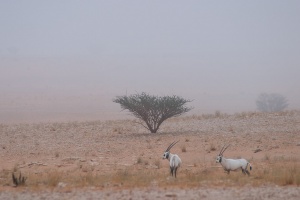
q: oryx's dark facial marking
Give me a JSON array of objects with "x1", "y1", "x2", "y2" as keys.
[
  {"x1": 163, "y1": 151, "x2": 170, "y2": 159},
  {"x1": 165, "y1": 152, "x2": 169, "y2": 159},
  {"x1": 216, "y1": 155, "x2": 222, "y2": 163}
]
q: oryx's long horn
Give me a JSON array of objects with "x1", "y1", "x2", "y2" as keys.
[
  {"x1": 220, "y1": 144, "x2": 230, "y2": 155},
  {"x1": 166, "y1": 140, "x2": 179, "y2": 152},
  {"x1": 219, "y1": 145, "x2": 225, "y2": 155}
]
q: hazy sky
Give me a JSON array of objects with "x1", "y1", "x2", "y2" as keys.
[{"x1": 1, "y1": 1, "x2": 300, "y2": 122}]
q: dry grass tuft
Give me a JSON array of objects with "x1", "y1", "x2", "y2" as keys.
[
  {"x1": 45, "y1": 171, "x2": 62, "y2": 187},
  {"x1": 255, "y1": 161, "x2": 300, "y2": 186},
  {"x1": 9, "y1": 159, "x2": 300, "y2": 189},
  {"x1": 136, "y1": 157, "x2": 149, "y2": 165},
  {"x1": 154, "y1": 159, "x2": 161, "y2": 169}
]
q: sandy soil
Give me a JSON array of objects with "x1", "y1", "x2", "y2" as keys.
[
  {"x1": 0, "y1": 111, "x2": 300, "y2": 199},
  {"x1": 0, "y1": 186, "x2": 300, "y2": 200}
]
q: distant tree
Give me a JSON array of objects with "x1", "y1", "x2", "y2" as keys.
[
  {"x1": 256, "y1": 93, "x2": 288, "y2": 112},
  {"x1": 113, "y1": 92, "x2": 193, "y2": 133}
]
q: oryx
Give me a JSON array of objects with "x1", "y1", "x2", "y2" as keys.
[
  {"x1": 216, "y1": 144, "x2": 252, "y2": 175},
  {"x1": 162, "y1": 140, "x2": 182, "y2": 178}
]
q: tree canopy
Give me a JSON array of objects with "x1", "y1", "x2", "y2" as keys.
[
  {"x1": 256, "y1": 93, "x2": 288, "y2": 112},
  {"x1": 113, "y1": 92, "x2": 193, "y2": 133}
]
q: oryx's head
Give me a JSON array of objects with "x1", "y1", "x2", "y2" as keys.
[
  {"x1": 162, "y1": 140, "x2": 179, "y2": 159},
  {"x1": 216, "y1": 144, "x2": 230, "y2": 163}
]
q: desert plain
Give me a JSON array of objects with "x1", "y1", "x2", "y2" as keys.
[{"x1": 0, "y1": 110, "x2": 300, "y2": 199}]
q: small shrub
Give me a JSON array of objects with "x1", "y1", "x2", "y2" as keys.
[
  {"x1": 12, "y1": 172, "x2": 27, "y2": 186},
  {"x1": 144, "y1": 160, "x2": 149, "y2": 165},
  {"x1": 264, "y1": 154, "x2": 270, "y2": 161},
  {"x1": 210, "y1": 143, "x2": 216, "y2": 151},
  {"x1": 228, "y1": 126, "x2": 234, "y2": 133},
  {"x1": 137, "y1": 157, "x2": 143, "y2": 164},
  {"x1": 215, "y1": 110, "x2": 221, "y2": 118}
]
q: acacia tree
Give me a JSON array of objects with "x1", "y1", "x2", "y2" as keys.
[
  {"x1": 113, "y1": 92, "x2": 193, "y2": 133},
  {"x1": 256, "y1": 93, "x2": 288, "y2": 112}
]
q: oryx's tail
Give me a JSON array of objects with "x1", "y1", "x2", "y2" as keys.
[{"x1": 248, "y1": 162, "x2": 252, "y2": 171}]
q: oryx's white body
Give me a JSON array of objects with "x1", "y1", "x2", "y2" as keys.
[
  {"x1": 163, "y1": 141, "x2": 182, "y2": 178},
  {"x1": 216, "y1": 156, "x2": 252, "y2": 174},
  {"x1": 216, "y1": 145, "x2": 252, "y2": 175},
  {"x1": 167, "y1": 153, "x2": 182, "y2": 172}
]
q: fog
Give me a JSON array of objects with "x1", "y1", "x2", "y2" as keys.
[{"x1": 1, "y1": 1, "x2": 300, "y2": 123}]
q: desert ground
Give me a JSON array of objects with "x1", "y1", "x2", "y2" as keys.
[{"x1": 1, "y1": 110, "x2": 300, "y2": 199}]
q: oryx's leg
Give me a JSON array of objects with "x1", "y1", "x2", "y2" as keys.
[
  {"x1": 245, "y1": 169, "x2": 250, "y2": 175},
  {"x1": 170, "y1": 167, "x2": 174, "y2": 176},
  {"x1": 174, "y1": 167, "x2": 178, "y2": 178},
  {"x1": 242, "y1": 168, "x2": 246, "y2": 174}
]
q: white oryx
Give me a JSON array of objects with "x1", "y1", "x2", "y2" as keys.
[
  {"x1": 162, "y1": 140, "x2": 182, "y2": 178},
  {"x1": 216, "y1": 145, "x2": 252, "y2": 175}
]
